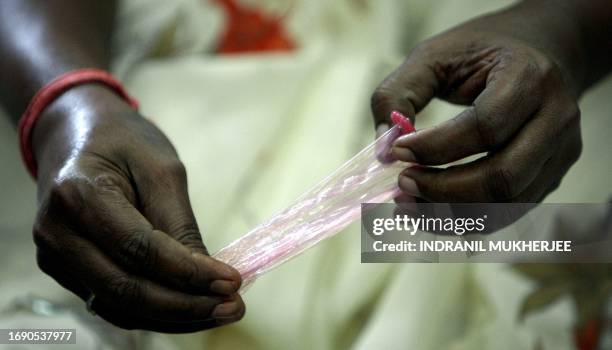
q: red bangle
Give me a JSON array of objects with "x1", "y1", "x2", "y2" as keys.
[{"x1": 18, "y1": 69, "x2": 139, "y2": 180}]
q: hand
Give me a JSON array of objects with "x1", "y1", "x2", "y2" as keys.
[
  {"x1": 31, "y1": 85, "x2": 245, "y2": 332},
  {"x1": 371, "y1": 7, "x2": 583, "y2": 202}
]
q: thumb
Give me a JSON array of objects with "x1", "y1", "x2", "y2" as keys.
[
  {"x1": 371, "y1": 51, "x2": 440, "y2": 128},
  {"x1": 133, "y1": 160, "x2": 244, "y2": 292},
  {"x1": 135, "y1": 160, "x2": 209, "y2": 255}
]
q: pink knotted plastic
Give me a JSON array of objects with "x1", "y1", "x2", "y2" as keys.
[{"x1": 214, "y1": 112, "x2": 414, "y2": 289}]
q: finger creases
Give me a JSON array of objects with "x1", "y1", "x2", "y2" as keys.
[
  {"x1": 398, "y1": 111, "x2": 562, "y2": 202},
  {"x1": 131, "y1": 162, "x2": 209, "y2": 252},
  {"x1": 392, "y1": 67, "x2": 542, "y2": 166},
  {"x1": 37, "y1": 227, "x2": 244, "y2": 327},
  {"x1": 70, "y1": 177, "x2": 241, "y2": 295},
  {"x1": 371, "y1": 54, "x2": 440, "y2": 127}
]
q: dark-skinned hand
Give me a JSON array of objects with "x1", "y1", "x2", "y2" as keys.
[
  {"x1": 31, "y1": 85, "x2": 245, "y2": 333},
  {"x1": 371, "y1": 5, "x2": 583, "y2": 203}
]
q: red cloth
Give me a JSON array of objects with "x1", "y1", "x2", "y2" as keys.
[
  {"x1": 214, "y1": 0, "x2": 296, "y2": 54},
  {"x1": 18, "y1": 69, "x2": 139, "y2": 179},
  {"x1": 575, "y1": 319, "x2": 602, "y2": 350}
]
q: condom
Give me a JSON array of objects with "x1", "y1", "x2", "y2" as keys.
[{"x1": 214, "y1": 112, "x2": 414, "y2": 289}]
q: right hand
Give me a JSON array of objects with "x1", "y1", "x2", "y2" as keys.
[
  {"x1": 371, "y1": 4, "x2": 583, "y2": 203},
  {"x1": 31, "y1": 85, "x2": 245, "y2": 332}
]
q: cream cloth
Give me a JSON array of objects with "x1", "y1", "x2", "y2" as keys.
[{"x1": 1, "y1": 0, "x2": 610, "y2": 349}]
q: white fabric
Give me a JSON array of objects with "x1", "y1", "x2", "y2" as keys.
[{"x1": 1, "y1": 1, "x2": 611, "y2": 349}]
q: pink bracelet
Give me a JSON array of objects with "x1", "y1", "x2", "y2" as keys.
[{"x1": 18, "y1": 69, "x2": 139, "y2": 179}]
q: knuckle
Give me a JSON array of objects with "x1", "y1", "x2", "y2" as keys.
[
  {"x1": 31, "y1": 220, "x2": 62, "y2": 253},
  {"x1": 472, "y1": 105, "x2": 503, "y2": 148},
  {"x1": 109, "y1": 275, "x2": 144, "y2": 309},
  {"x1": 554, "y1": 101, "x2": 581, "y2": 135},
  {"x1": 399, "y1": 88, "x2": 421, "y2": 110},
  {"x1": 116, "y1": 230, "x2": 157, "y2": 272},
  {"x1": 91, "y1": 173, "x2": 125, "y2": 196},
  {"x1": 521, "y1": 58, "x2": 542, "y2": 81},
  {"x1": 485, "y1": 166, "x2": 519, "y2": 201},
  {"x1": 175, "y1": 256, "x2": 200, "y2": 287},
  {"x1": 411, "y1": 40, "x2": 436, "y2": 58},
  {"x1": 45, "y1": 177, "x2": 94, "y2": 218},
  {"x1": 534, "y1": 55, "x2": 558, "y2": 84},
  {"x1": 35, "y1": 250, "x2": 54, "y2": 275},
  {"x1": 519, "y1": 49, "x2": 557, "y2": 85},
  {"x1": 32, "y1": 224, "x2": 53, "y2": 250},
  {"x1": 370, "y1": 88, "x2": 392, "y2": 113},
  {"x1": 176, "y1": 298, "x2": 200, "y2": 319},
  {"x1": 164, "y1": 160, "x2": 188, "y2": 180},
  {"x1": 172, "y1": 222, "x2": 202, "y2": 245},
  {"x1": 47, "y1": 179, "x2": 79, "y2": 208}
]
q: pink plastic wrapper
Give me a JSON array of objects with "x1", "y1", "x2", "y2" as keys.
[{"x1": 214, "y1": 113, "x2": 414, "y2": 289}]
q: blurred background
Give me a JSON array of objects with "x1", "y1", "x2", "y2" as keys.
[{"x1": 1, "y1": 0, "x2": 611, "y2": 349}]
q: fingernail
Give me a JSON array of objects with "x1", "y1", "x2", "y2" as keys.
[
  {"x1": 399, "y1": 174, "x2": 420, "y2": 197},
  {"x1": 212, "y1": 301, "x2": 241, "y2": 325},
  {"x1": 391, "y1": 146, "x2": 417, "y2": 163},
  {"x1": 376, "y1": 123, "x2": 390, "y2": 139},
  {"x1": 210, "y1": 280, "x2": 238, "y2": 295},
  {"x1": 394, "y1": 133, "x2": 413, "y2": 145}
]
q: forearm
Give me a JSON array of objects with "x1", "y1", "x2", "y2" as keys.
[
  {"x1": 0, "y1": 0, "x2": 117, "y2": 124},
  {"x1": 521, "y1": 0, "x2": 612, "y2": 93}
]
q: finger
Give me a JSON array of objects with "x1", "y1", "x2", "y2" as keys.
[
  {"x1": 514, "y1": 127, "x2": 582, "y2": 202},
  {"x1": 376, "y1": 123, "x2": 390, "y2": 139},
  {"x1": 393, "y1": 192, "x2": 416, "y2": 205},
  {"x1": 129, "y1": 160, "x2": 243, "y2": 293},
  {"x1": 35, "y1": 222, "x2": 244, "y2": 325},
  {"x1": 36, "y1": 249, "x2": 90, "y2": 300},
  {"x1": 91, "y1": 297, "x2": 226, "y2": 333},
  {"x1": 371, "y1": 52, "x2": 440, "y2": 128},
  {"x1": 132, "y1": 161, "x2": 207, "y2": 253},
  {"x1": 392, "y1": 62, "x2": 543, "y2": 165},
  {"x1": 91, "y1": 292, "x2": 245, "y2": 332},
  {"x1": 397, "y1": 112, "x2": 558, "y2": 202},
  {"x1": 37, "y1": 248, "x2": 234, "y2": 332},
  {"x1": 56, "y1": 174, "x2": 240, "y2": 295},
  {"x1": 513, "y1": 165, "x2": 561, "y2": 202},
  {"x1": 92, "y1": 298, "x2": 219, "y2": 333}
]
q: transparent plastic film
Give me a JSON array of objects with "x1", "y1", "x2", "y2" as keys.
[{"x1": 213, "y1": 112, "x2": 414, "y2": 289}]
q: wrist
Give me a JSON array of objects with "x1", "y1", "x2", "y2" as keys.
[
  {"x1": 470, "y1": 1, "x2": 588, "y2": 95},
  {"x1": 18, "y1": 69, "x2": 139, "y2": 179},
  {"x1": 32, "y1": 85, "x2": 137, "y2": 177},
  {"x1": 518, "y1": 1, "x2": 588, "y2": 94}
]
